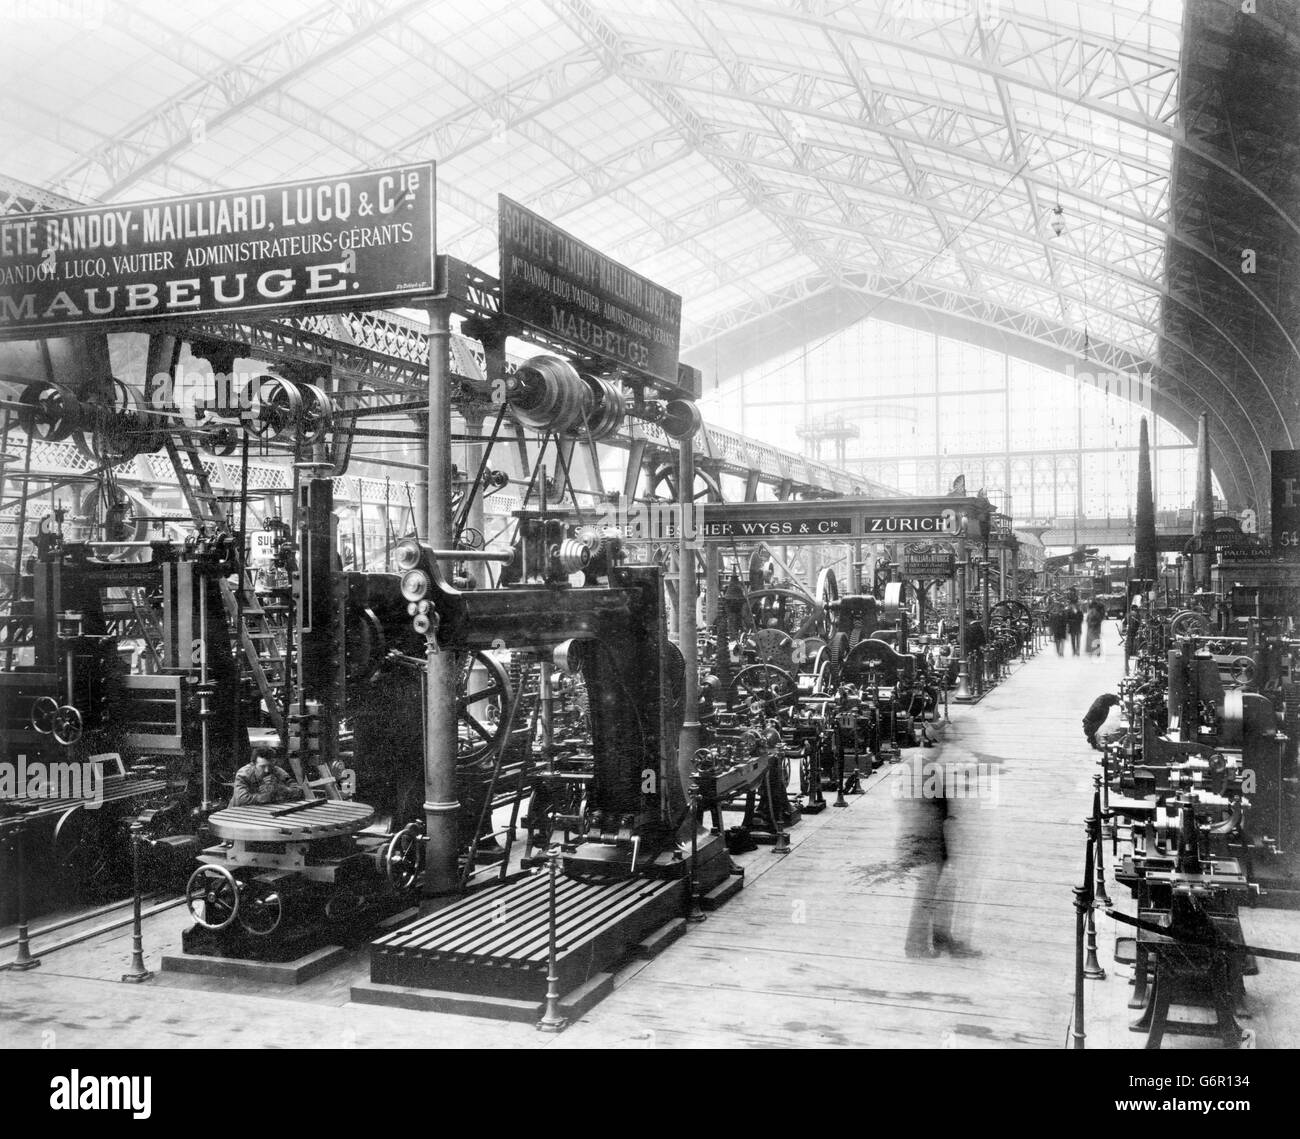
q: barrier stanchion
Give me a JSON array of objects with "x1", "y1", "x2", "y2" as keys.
[
  {"x1": 1084, "y1": 811, "x2": 1107, "y2": 980},
  {"x1": 769, "y1": 766, "x2": 791, "y2": 854},
  {"x1": 1100, "y1": 745, "x2": 1116, "y2": 854},
  {"x1": 833, "y1": 716, "x2": 848, "y2": 808},
  {"x1": 1072, "y1": 866, "x2": 1090, "y2": 1046},
  {"x1": 536, "y1": 842, "x2": 567, "y2": 1033},
  {"x1": 120, "y1": 821, "x2": 153, "y2": 984},
  {"x1": 1092, "y1": 782, "x2": 1112, "y2": 909},
  {"x1": 7, "y1": 821, "x2": 42, "y2": 971},
  {"x1": 685, "y1": 779, "x2": 707, "y2": 923},
  {"x1": 953, "y1": 657, "x2": 972, "y2": 701}
]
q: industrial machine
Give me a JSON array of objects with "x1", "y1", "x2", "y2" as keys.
[
  {"x1": 1105, "y1": 604, "x2": 1299, "y2": 904},
  {"x1": 183, "y1": 801, "x2": 419, "y2": 959}
]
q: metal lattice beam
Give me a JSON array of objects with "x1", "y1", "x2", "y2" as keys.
[
  {"x1": 547, "y1": 0, "x2": 852, "y2": 287},
  {"x1": 48, "y1": 0, "x2": 431, "y2": 201},
  {"x1": 708, "y1": 0, "x2": 1300, "y2": 243}
]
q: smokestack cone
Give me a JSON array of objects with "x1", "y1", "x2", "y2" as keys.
[
  {"x1": 1135, "y1": 417, "x2": 1157, "y2": 585},
  {"x1": 1193, "y1": 413, "x2": 1213, "y2": 591}
]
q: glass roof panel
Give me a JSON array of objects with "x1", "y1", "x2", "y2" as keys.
[{"x1": 0, "y1": 0, "x2": 1189, "y2": 377}]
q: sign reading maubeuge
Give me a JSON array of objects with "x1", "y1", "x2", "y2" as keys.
[
  {"x1": 0, "y1": 164, "x2": 435, "y2": 338},
  {"x1": 498, "y1": 195, "x2": 682, "y2": 388}
]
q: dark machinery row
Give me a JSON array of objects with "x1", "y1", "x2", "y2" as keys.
[{"x1": 1086, "y1": 588, "x2": 1299, "y2": 1047}]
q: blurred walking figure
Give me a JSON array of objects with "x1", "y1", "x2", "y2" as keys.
[
  {"x1": 1065, "y1": 602, "x2": 1083, "y2": 656},
  {"x1": 1047, "y1": 603, "x2": 1068, "y2": 656},
  {"x1": 1084, "y1": 598, "x2": 1106, "y2": 658},
  {"x1": 898, "y1": 753, "x2": 977, "y2": 959}
]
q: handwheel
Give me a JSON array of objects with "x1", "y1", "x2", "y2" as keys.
[
  {"x1": 30, "y1": 695, "x2": 58, "y2": 735},
  {"x1": 799, "y1": 748, "x2": 814, "y2": 796},
  {"x1": 1169, "y1": 609, "x2": 1209, "y2": 638},
  {"x1": 523, "y1": 782, "x2": 588, "y2": 852},
  {"x1": 186, "y1": 864, "x2": 240, "y2": 931},
  {"x1": 1228, "y1": 656, "x2": 1255, "y2": 685},
  {"x1": 237, "y1": 881, "x2": 284, "y2": 937},
  {"x1": 456, "y1": 650, "x2": 514, "y2": 768},
  {"x1": 815, "y1": 568, "x2": 840, "y2": 638},
  {"x1": 746, "y1": 588, "x2": 820, "y2": 640},
  {"x1": 730, "y1": 662, "x2": 798, "y2": 711},
  {"x1": 383, "y1": 824, "x2": 422, "y2": 891},
  {"x1": 52, "y1": 705, "x2": 83, "y2": 746},
  {"x1": 749, "y1": 627, "x2": 795, "y2": 671}
]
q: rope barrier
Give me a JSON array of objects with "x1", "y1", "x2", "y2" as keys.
[{"x1": 1106, "y1": 908, "x2": 1300, "y2": 963}]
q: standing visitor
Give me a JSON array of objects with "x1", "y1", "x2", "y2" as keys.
[{"x1": 1065, "y1": 602, "x2": 1083, "y2": 656}]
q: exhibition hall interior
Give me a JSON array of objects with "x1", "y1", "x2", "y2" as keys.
[{"x1": 0, "y1": 0, "x2": 1297, "y2": 1057}]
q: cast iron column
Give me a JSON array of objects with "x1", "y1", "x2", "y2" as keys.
[
  {"x1": 423, "y1": 294, "x2": 460, "y2": 898},
  {"x1": 678, "y1": 429, "x2": 701, "y2": 813}
]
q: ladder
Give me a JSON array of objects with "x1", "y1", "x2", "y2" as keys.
[
  {"x1": 285, "y1": 701, "x2": 344, "y2": 801},
  {"x1": 163, "y1": 433, "x2": 287, "y2": 732},
  {"x1": 127, "y1": 586, "x2": 166, "y2": 673}
]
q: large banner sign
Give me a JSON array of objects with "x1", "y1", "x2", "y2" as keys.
[
  {"x1": 498, "y1": 195, "x2": 682, "y2": 387},
  {"x1": 0, "y1": 164, "x2": 435, "y2": 338},
  {"x1": 1272, "y1": 450, "x2": 1300, "y2": 558}
]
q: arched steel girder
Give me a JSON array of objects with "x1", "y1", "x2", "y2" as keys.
[
  {"x1": 1149, "y1": 371, "x2": 1258, "y2": 513},
  {"x1": 668, "y1": 208, "x2": 1289, "y2": 449},
  {"x1": 70, "y1": 8, "x2": 681, "y2": 264},
  {"x1": 49, "y1": 0, "x2": 434, "y2": 200},
  {"x1": 704, "y1": 0, "x2": 1300, "y2": 245},
  {"x1": 695, "y1": 265, "x2": 1262, "y2": 510},
  {"x1": 548, "y1": 2, "x2": 857, "y2": 288},
  {"x1": 1166, "y1": 234, "x2": 1300, "y2": 371},
  {"x1": 699, "y1": 268, "x2": 1264, "y2": 511},
  {"x1": 625, "y1": 38, "x2": 1172, "y2": 183},
  {"x1": 372, "y1": 31, "x2": 610, "y2": 165},
  {"x1": 822, "y1": 279, "x2": 1264, "y2": 511},
  {"x1": 1145, "y1": 395, "x2": 1247, "y2": 512},
  {"x1": 372, "y1": 20, "x2": 763, "y2": 305},
  {"x1": 662, "y1": 0, "x2": 897, "y2": 274},
  {"x1": 668, "y1": 129, "x2": 1300, "y2": 374},
  {"x1": 444, "y1": 131, "x2": 694, "y2": 252}
]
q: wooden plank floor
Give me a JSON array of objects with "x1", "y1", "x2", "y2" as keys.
[
  {"x1": 6, "y1": 627, "x2": 1295, "y2": 1049},
  {"x1": 555, "y1": 639, "x2": 1122, "y2": 1049}
]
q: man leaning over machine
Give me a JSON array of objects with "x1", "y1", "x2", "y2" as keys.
[{"x1": 231, "y1": 750, "x2": 301, "y2": 806}]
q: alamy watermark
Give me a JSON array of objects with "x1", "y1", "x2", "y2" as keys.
[
  {"x1": 1064, "y1": 366, "x2": 1155, "y2": 408},
  {"x1": 50, "y1": 1070, "x2": 151, "y2": 1120},
  {"x1": 2, "y1": 0, "x2": 106, "y2": 27},
  {"x1": 592, "y1": 500, "x2": 701, "y2": 547},
  {"x1": 147, "y1": 366, "x2": 281, "y2": 427},
  {"x1": 0, "y1": 755, "x2": 103, "y2": 808},
  {"x1": 890, "y1": 759, "x2": 1000, "y2": 808},
  {"x1": 890, "y1": 0, "x2": 1002, "y2": 21}
]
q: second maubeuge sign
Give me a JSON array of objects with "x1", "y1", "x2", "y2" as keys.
[{"x1": 497, "y1": 195, "x2": 683, "y2": 389}]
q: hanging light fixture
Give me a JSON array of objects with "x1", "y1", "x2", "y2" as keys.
[{"x1": 1050, "y1": 203, "x2": 1065, "y2": 238}]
